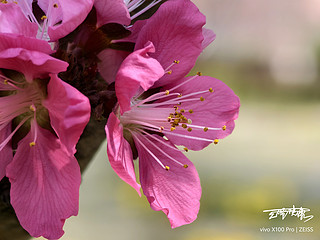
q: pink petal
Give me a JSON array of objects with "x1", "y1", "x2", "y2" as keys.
[
  {"x1": 134, "y1": 134, "x2": 201, "y2": 228},
  {"x1": 38, "y1": 0, "x2": 94, "y2": 41},
  {"x1": 0, "y1": 33, "x2": 53, "y2": 54},
  {"x1": 202, "y1": 28, "x2": 216, "y2": 49},
  {"x1": 43, "y1": 74, "x2": 91, "y2": 155},
  {"x1": 134, "y1": 0, "x2": 205, "y2": 87},
  {"x1": 115, "y1": 41, "x2": 164, "y2": 114},
  {"x1": 94, "y1": 0, "x2": 131, "y2": 27},
  {"x1": 6, "y1": 122, "x2": 81, "y2": 239},
  {"x1": 0, "y1": 123, "x2": 13, "y2": 180},
  {"x1": 164, "y1": 76, "x2": 240, "y2": 151},
  {"x1": 105, "y1": 112, "x2": 141, "y2": 195},
  {"x1": 0, "y1": 48, "x2": 68, "y2": 82},
  {"x1": 97, "y1": 48, "x2": 130, "y2": 84},
  {"x1": 0, "y1": 3, "x2": 38, "y2": 37}
]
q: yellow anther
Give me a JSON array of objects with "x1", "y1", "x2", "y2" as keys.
[
  {"x1": 177, "y1": 93, "x2": 182, "y2": 98},
  {"x1": 183, "y1": 164, "x2": 189, "y2": 168},
  {"x1": 187, "y1": 127, "x2": 192, "y2": 132},
  {"x1": 1, "y1": 0, "x2": 8, "y2": 3},
  {"x1": 4, "y1": 79, "x2": 8, "y2": 84},
  {"x1": 159, "y1": 126, "x2": 164, "y2": 132},
  {"x1": 213, "y1": 139, "x2": 219, "y2": 145},
  {"x1": 167, "y1": 117, "x2": 172, "y2": 122},
  {"x1": 29, "y1": 142, "x2": 36, "y2": 147},
  {"x1": 165, "y1": 166, "x2": 170, "y2": 171},
  {"x1": 167, "y1": 70, "x2": 172, "y2": 74},
  {"x1": 184, "y1": 147, "x2": 189, "y2": 152},
  {"x1": 180, "y1": 109, "x2": 185, "y2": 113},
  {"x1": 222, "y1": 125, "x2": 227, "y2": 131},
  {"x1": 209, "y1": 88, "x2": 214, "y2": 93},
  {"x1": 182, "y1": 124, "x2": 187, "y2": 129},
  {"x1": 29, "y1": 105, "x2": 36, "y2": 112},
  {"x1": 170, "y1": 127, "x2": 176, "y2": 131},
  {"x1": 174, "y1": 106, "x2": 178, "y2": 110},
  {"x1": 188, "y1": 109, "x2": 193, "y2": 114},
  {"x1": 187, "y1": 119, "x2": 192, "y2": 124},
  {"x1": 165, "y1": 90, "x2": 170, "y2": 95},
  {"x1": 41, "y1": 15, "x2": 47, "y2": 20},
  {"x1": 200, "y1": 96, "x2": 205, "y2": 101},
  {"x1": 197, "y1": 72, "x2": 202, "y2": 76},
  {"x1": 174, "y1": 60, "x2": 180, "y2": 64},
  {"x1": 203, "y1": 127, "x2": 208, "y2": 132},
  {"x1": 53, "y1": 3, "x2": 58, "y2": 8},
  {"x1": 13, "y1": 1, "x2": 17, "y2": 3}
]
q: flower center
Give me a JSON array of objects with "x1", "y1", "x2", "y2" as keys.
[
  {"x1": 0, "y1": 70, "x2": 50, "y2": 150},
  {"x1": 118, "y1": 62, "x2": 227, "y2": 170}
]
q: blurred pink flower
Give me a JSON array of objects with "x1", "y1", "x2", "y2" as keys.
[
  {"x1": 0, "y1": 0, "x2": 93, "y2": 41},
  {"x1": 0, "y1": 35, "x2": 91, "y2": 239},
  {"x1": 105, "y1": 0, "x2": 239, "y2": 228}
]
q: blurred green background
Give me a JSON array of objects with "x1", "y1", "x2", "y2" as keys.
[{"x1": 35, "y1": 0, "x2": 320, "y2": 239}]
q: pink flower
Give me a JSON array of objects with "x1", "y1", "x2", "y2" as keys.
[
  {"x1": 105, "y1": 0, "x2": 240, "y2": 228},
  {"x1": 0, "y1": 0, "x2": 94, "y2": 41},
  {"x1": 0, "y1": 35, "x2": 91, "y2": 239}
]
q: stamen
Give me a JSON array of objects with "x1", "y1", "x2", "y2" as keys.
[
  {"x1": 130, "y1": 0, "x2": 163, "y2": 21},
  {"x1": 165, "y1": 166, "x2": 170, "y2": 171},
  {"x1": 184, "y1": 164, "x2": 188, "y2": 168},
  {"x1": 131, "y1": 132, "x2": 166, "y2": 169},
  {"x1": 164, "y1": 60, "x2": 180, "y2": 72},
  {"x1": 29, "y1": 104, "x2": 36, "y2": 112},
  {"x1": 186, "y1": 124, "x2": 223, "y2": 131},
  {"x1": 166, "y1": 75, "x2": 199, "y2": 93},
  {"x1": 136, "y1": 129, "x2": 182, "y2": 152},
  {"x1": 18, "y1": 0, "x2": 41, "y2": 28},
  {"x1": 149, "y1": 127, "x2": 215, "y2": 143},
  {"x1": 133, "y1": 91, "x2": 180, "y2": 107},
  {"x1": 1, "y1": 78, "x2": 24, "y2": 91},
  {"x1": 184, "y1": 147, "x2": 188, "y2": 152},
  {"x1": 140, "y1": 133, "x2": 187, "y2": 168},
  {"x1": 29, "y1": 142, "x2": 36, "y2": 147},
  {"x1": 0, "y1": 74, "x2": 24, "y2": 85},
  {"x1": 53, "y1": 3, "x2": 58, "y2": 8},
  {"x1": 0, "y1": 116, "x2": 31, "y2": 151},
  {"x1": 213, "y1": 139, "x2": 219, "y2": 144},
  {"x1": 141, "y1": 88, "x2": 210, "y2": 108},
  {"x1": 222, "y1": 125, "x2": 227, "y2": 131}
]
